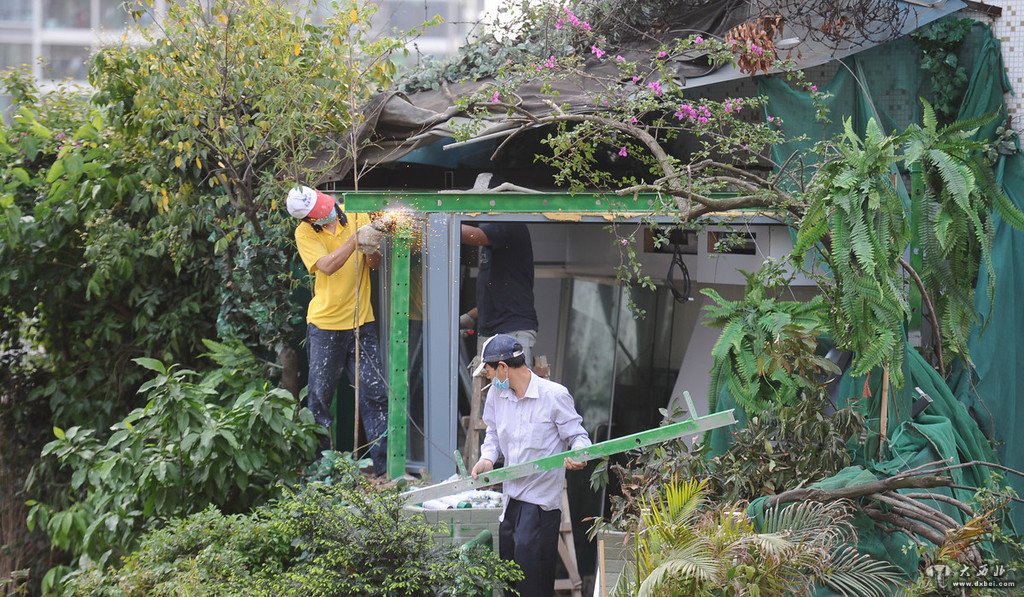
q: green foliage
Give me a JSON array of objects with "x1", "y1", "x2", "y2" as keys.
[
  {"x1": 0, "y1": 69, "x2": 220, "y2": 428},
  {"x1": 702, "y1": 265, "x2": 840, "y2": 413},
  {"x1": 89, "y1": 0, "x2": 419, "y2": 354},
  {"x1": 606, "y1": 389, "x2": 865, "y2": 522},
  {"x1": 796, "y1": 117, "x2": 911, "y2": 385},
  {"x1": 905, "y1": 101, "x2": 1024, "y2": 364},
  {"x1": 797, "y1": 104, "x2": 1024, "y2": 381},
  {"x1": 71, "y1": 477, "x2": 522, "y2": 597},
  {"x1": 912, "y1": 18, "x2": 974, "y2": 123},
  {"x1": 710, "y1": 392, "x2": 865, "y2": 501},
  {"x1": 27, "y1": 341, "x2": 320, "y2": 576},
  {"x1": 614, "y1": 478, "x2": 904, "y2": 596}
]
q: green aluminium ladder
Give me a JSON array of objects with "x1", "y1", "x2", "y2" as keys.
[{"x1": 401, "y1": 392, "x2": 736, "y2": 505}]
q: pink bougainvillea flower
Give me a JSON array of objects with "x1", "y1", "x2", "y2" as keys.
[
  {"x1": 647, "y1": 80, "x2": 663, "y2": 96},
  {"x1": 810, "y1": 84, "x2": 818, "y2": 92},
  {"x1": 694, "y1": 35, "x2": 704, "y2": 44},
  {"x1": 581, "y1": 21, "x2": 592, "y2": 31},
  {"x1": 544, "y1": 55, "x2": 557, "y2": 69},
  {"x1": 615, "y1": 54, "x2": 625, "y2": 62},
  {"x1": 697, "y1": 116, "x2": 709, "y2": 124},
  {"x1": 618, "y1": 146, "x2": 628, "y2": 157},
  {"x1": 490, "y1": 91, "x2": 500, "y2": 104},
  {"x1": 591, "y1": 45, "x2": 606, "y2": 59},
  {"x1": 555, "y1": 18, "x2": 563, "y2": 30},
  {"x1": 675, "y1": 103, "x2": 697, "y2": 121},
  {"x1": 767, "y1": 115, "x2": 776, "y2": 123},
  {"x1": 629, "y1": 116, "x2": 638, "y2": 124},
  {"x1": 657, "y1": 50, "x2": 667, "y2": 58},
  {"x1": 631, "y1": 75, "x2": 641, "y2": 84},
  {"x1": 750, "y1": 43, "x2": 765, "y2": 56}
]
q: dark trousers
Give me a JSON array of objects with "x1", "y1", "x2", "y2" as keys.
[
  {"x1": 306, "y1": 323, "x2": 388, "y2": 476},
  {"x1": 499, "y1": 498, "x2": 562, "y2": 597}
]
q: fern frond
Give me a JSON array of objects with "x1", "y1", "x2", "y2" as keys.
[{"x1": 994, "y1": 189, "x2": 1024, "y2": 230}]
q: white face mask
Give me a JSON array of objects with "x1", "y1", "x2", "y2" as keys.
[
  {"x1": 492, "y1": 365, "x2": 510, "y2": 390},
  {"x1": 314, "y1": 208, "x2": 338, "y2": 226}
]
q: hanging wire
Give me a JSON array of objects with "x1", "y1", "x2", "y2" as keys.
[{"x1": 667, "y1": 241, "x2": 692, "y2": 304}]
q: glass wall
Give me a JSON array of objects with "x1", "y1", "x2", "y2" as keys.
[
  {"x1": 42, "y1": 0, "x2": 90, "y2": 29},
  {"x1": 41, "y1": 45, "x2": 91, "y2": 80},
  {"x1": 0, "y1": 44, "x2": 32, "y2": 70},
  {"x1": 0, "y1": 0, "x2": 32, "y2": 22}
]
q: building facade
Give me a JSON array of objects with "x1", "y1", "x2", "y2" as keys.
[{"x1": 0, "y1": 0, "x2": 488, "y2": 116}]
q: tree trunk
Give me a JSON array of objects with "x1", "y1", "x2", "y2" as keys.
[{"x1": 278, "y1": 345, "x2": 300, "y2": 399}]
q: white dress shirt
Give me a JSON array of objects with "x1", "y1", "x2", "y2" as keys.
[{"x1": 480, "y1": 371, "x2": 592, "y2": 513}]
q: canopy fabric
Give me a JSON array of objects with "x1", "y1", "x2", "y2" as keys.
[
  {"x1": 703, "y1": 24, "x2": 1023, "y2": 581},
  {"x1": 325, "y1": 1, "x2": 965, "y2": 180}
]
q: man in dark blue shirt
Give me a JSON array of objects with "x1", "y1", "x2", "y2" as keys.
[{"x1": 460, "y1": 223, "x2": 539, "y2": 366}]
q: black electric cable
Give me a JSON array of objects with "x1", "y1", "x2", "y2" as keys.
[{"x1": 667, "y1": 243, "x2": 691, "y2": 303}]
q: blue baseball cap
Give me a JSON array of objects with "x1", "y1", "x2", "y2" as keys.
[{"x1": 472, "y1": 334, "x2": 524, "y2": 376}]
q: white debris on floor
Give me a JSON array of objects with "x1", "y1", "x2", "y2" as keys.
[{"x1": 419, "y1": 489, "x2": 503, "y2": 510}]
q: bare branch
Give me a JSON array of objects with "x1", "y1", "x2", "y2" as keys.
[{"x1": 898, "y1": 256, "x2": 945, "y2": 376}]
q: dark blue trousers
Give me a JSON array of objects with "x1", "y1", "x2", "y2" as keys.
[
  {"x1": 306, "y1": 323, "x2": 388, "y2": 476},
  {"x1": 499, "y1": 498, "x2": 562, "y2": 597}
]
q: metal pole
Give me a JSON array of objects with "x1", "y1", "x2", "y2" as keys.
[{"x1": 387, "y1": 234, "x2": 411, "y2": 479}]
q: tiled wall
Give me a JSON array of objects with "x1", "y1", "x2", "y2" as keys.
[{"x1": 967, "y1": 1, "x2": 1024, "y2": 117}]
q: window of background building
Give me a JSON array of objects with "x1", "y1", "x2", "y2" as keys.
[
  {"x1": 43, "y1": 0, "x2": 91, "y2": 29},
  {"x1": 101, "y1": 0, "x2": 154, "y2": 29},
  {"x1": 379, "y1": 1, "x2": 454, "y2": 33},
  {"x1": 0, "y1": 0, "x2": 33, "y2": 22},
  {"x1": 42, "y1": 45, "x2": 91, "y2": 81},
  {"x1": 0, "y1": 44, "x2": 32, "y2": 71}
]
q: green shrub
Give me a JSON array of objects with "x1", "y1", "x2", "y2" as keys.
[
  {"x1": 72, "y1": 475, "x2": 522, "y2": 597},
  {"x1": 28, "y1": 340, "x2": 320, "y2": 585}
]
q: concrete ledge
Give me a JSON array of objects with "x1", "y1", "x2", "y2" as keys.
[{"x1": 405, "y1": 505, "x2": 504, "y2": 551}]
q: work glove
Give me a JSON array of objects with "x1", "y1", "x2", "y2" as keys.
[
  {"x1": 459, "y1": 312, "x2": 476, "y2": 330},
  {"x1": 356, "y1": 224, "x2": 383, "y2": 254}
]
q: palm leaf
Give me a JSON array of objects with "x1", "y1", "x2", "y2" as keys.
[
  {"x1": 821, "y1": 546, "x2": 905, "y2": 597},
  {"x1": 637, "y1": 540, "x2": 721, "y2": 596}
]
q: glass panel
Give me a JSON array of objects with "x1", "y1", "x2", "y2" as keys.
[
  {"x1": 377, "y1": 1, "x2": 453, "y2": 32},
  {"x1": 42, "y1": 45, "x2": 92, "y2": 81},
  {"x1": 560, "y1": 279, "x2": 618, "y2": 443},
  {"x1": 42, "y1": 0, "x2": 91, "y2": 29},
  {"x1": 0, "y1": 44, "x2": 33, "y2": 71},
  {"x1": 611, "y1": 286, "x2": 677, "y2": 435},
  {"x1": 100, "y1": 0, "x2": 154, "y2": 28},
  {"x1": 0, "y1": 0, "x2": 32, "y2": 22}
]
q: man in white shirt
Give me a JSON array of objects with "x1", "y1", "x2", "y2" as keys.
[{"x1": 470, "y1": 334, "x2": 591, "y2": 597}]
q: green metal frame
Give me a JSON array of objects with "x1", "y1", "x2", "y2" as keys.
[
  {"x1": 342, "y1": 190, "x2": 757, "y2": 479},
  {"x1": 344, "y1": 191, "x2": 745, "y2": 215},
  {"x1": 386, "y1": 234, "x2": 411, "y2": 478}
]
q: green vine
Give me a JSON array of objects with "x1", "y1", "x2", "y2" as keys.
[{"x1": 911, "y1": 17, "x2": 974, "y2": 124}]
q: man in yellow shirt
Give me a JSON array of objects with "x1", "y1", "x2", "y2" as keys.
[{"x1": 287, "y1": 185, "x2": 388, "y2": 476}]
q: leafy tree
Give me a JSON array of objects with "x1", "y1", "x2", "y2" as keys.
[
  {"x1": 0, "y1": 69, "x2": 220, "y2": 426},
  {"x1": 28, "y1": 341, "x2": 320, "y2": 588},
  {"x1": 91, "y1": 0, "x2": 432, "y2": 383}
]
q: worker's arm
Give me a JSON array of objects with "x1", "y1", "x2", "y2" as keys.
[
  {"x1": 473, "y1": 389, "x2": 501, "y2": 479},
  {"x1": 461, "y1": 224, "x2": 491, "y2": 246},
  {"x1": 312, "y1": 235, "x2": 359, "y2": 276}
]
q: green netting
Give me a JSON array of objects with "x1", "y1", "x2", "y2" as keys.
[{"x1": 703, "y1": 21, "x2": 1023, "y2": 580}]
